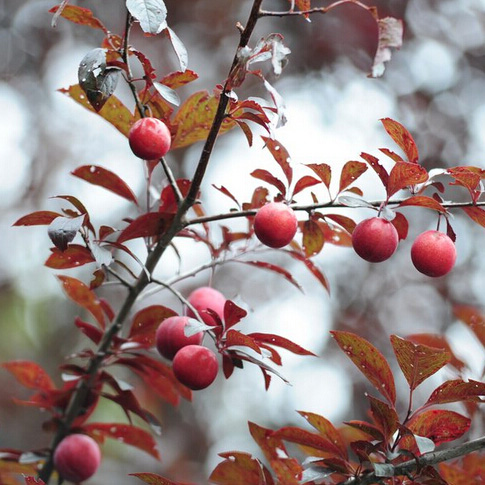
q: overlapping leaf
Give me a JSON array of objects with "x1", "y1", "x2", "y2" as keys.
[
  {"x1": 209, "y1": 452, "x2": 274, "y2": 485},
  {"x1": 381, "y1": 118, "x2": 419, "y2": 163},
  {"x1": 425, "y1": 379, "x2": 485, "y2": 407}
]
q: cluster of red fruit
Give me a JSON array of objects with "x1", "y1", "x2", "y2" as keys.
[
  {"x1": 155, "y1": 287, "x2": 226, "y2": 390},
  {"x1": 352, "y1": 217, "x2": 457, "y2": 277}
]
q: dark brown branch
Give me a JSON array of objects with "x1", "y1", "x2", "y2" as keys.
[{"x1": 339, "y1": 436, "x2": 485, "y2": 485}]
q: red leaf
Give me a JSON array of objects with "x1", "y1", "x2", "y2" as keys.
[
  {"x1": 224, "y1": 329, "x2": 261, "y2": 354},
  {"x1": 128, "y1": 305, "x2": 178, "y2": 346},
  {"x1": 297, "y1": 411, "x2": 347, "y2": 459},
  {"x1": 273, "y1": 426, "x2": 344, "y2": 457},
  {"x1": 159, "y1": 179, "x2": 192, "y2": 214},
  {"x1": 368, "y1": 395, "x2": 399, "y2": 442},
  {"x1": 387, "y1": 161, "x2": 428, "y2": 198},
  {"x1": 448, "y1": 166, "x2": 484, "y2": 202},
  {"x1": 302, "y1": 219, "x2": 324, "y2": 257},
  {"x1": 160, "y1": 70, "x2": 199, "y2": 89},
  {"x1": 117, "y1": 212, "x2": 173, "y2": 244},
  {"x1": 453, "y1": 304, "x2": 485, "y2": 347},
  {"x1": 24, "y1": 477, "x2": 46, "y2": 485},
  {"x1": 323, "y1": 214, "x2": 356, "y2": 234},
  {"x1": 83, "y1": 423, "x2": 160, "y2": 459},
  {"x1": 223, "y1": 301, "x2": 248, "y2": 330},
  {"x1": 74, "y1": 317, "x2": 103, "y2": 344},
  {"x1": 240, "y1": 261, "x2": 302, "y2": 291},
  {"x1": 130, "y1": 473, "x2": 183, "y2": 485},
  {"x1": 390, "y1": 211, "x2": 408, "y2": 241},
  {"x1": 49, "y1": 5, "x2": 108, "y2": 32},
  {"x1": 331, "y1": 331, "x2": 396, "y2": 405},
  {"x1": 72, "y1": 165, "x2": 138, "y2": 204},
  {"x1": 2, "y1": 361, "x2": 55, "y2": 391},
  {"x1": 360, "y1": 152, "x2": 389, "y2": 187},
  {"x1": 58, "y1": 275, "x2": 105, "y2": 328},
  {"x1": 292, "y1": 175, "x2": 321, "y2": 196},
  {"x1": 344, "y1": 420, "x2": 384, "y2": 441},
  {"x1": 408, "y1": 410, "x2": 471, "y2": 446},
  {"x1": 425, "y1": 379, "x2": 485, "y2": 407},
  {"x1": 249, "y1": 333, "x2": 315, "y2": 357},
  {"x1": 380, "y1": 118, "x2": 419, "y2": 163},
  {"x1": 320, "y1": 221, "x2": 352, "y2": 247},
  {"x1": 286, "y1": 250, "x2": 330, "y2": 293},
  {"x1": 390, "y1": 335, "x2": 450, "y2": 391},
  {"x1": 12, "y1": 211, "x2": 61, "y2": 226},
  {"x1": 212, "y1": 185, "x2": 240, "y2": 208},
  {"x1": 439, "y1": 453, "x2": 485, "y2": 484},
  {"x1": 398, "y1": 196, "x2": 447, "y2": 213},
  {"x1": 305, "y1": 163, "x2": 332, "y2": 190},
  {"x1": 45, "y1": 245, "x2": 95, "y2": 269},
  {"x1": 209, "y1": 452, "x2": 274, "y2": 485},
  {"x1": 262, "y1": 137, "x2": 293, "y2": 186},
  {"x1": 338, "y1": 161, "x2": 367, "y2": 194},
  {"x1": 250, "y1": 169, "x2": 286, "y2": 196},
  {"x1": 462, "y1": 206, "x2": 485, "y2": 229}
]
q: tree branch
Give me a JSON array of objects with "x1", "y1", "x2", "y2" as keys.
[{"x1": 339, "y1": 436, "x2": 485, "y2": 485}]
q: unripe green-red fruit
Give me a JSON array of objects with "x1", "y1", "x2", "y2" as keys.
[
  {"x1": 411, "y1": 230, "x2": 456, "y2": 277},
  {"x1": 172, "y1": 345, "x2": 219, "y2": 390},
  {"x1": 53, "y1": 434, "x2": 101, "y2": 483},
  {"x1": 352, "y1": 217, "x2": 399, "y2": 263},
  {"x1": 128, "y1": 117, "x2": 171, "y2": 160},
  {"x1": 155, "y1": 316, "x2": 203, "y2": 360},
  {"x1": 186, "y1": 287, "x2": 226, "y2": 326},
  {"x1": 254, "y1": 202, "x2": 298, "y2": 248}
]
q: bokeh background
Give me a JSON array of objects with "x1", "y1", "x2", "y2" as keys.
[{"x1": 1, "y1": 0, "x2": 485, "y2": 483}]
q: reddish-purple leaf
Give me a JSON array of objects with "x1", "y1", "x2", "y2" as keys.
[
  {"x1": 209, "y1": 452, "x2": 274, "y2": 485},
  {"x1": 398, "y1": 196, "x2": 447, "y2": 213},
  {"x1": 223, "y1": 301, "x2": 247, "y2": 330},
  {"x1": 408, "y1": 410, "x2": 471, "y2": 446},
  {"x1": 338, "y1": 161, "x2": 367, "y2": 194},
  {"x1": 390, "y1": 335, "x2": 450, "y2": 391},
  {"x1": 13, "y1": 211, "x2": 62, "y2": 226},
  {"x1": 305, "y1": 163, "x2": 332, "y2": 190},
  {"x1": 453, "y1": 304, "x2": 485, "y2": 347},
  {"x1": 130, "y1": 472, "x2": 185, "y2": 485},
  {"x1": 297, "y1": 411, "x2": 347, "y2": 459},
  {"x1": 368, "y1": 395, "x2": 399, "y2": 442},
  {"x1": 323, "y1": 214, "x2": 356, "y2": 234},
  {"x1": 74, "y1": 317, "x2": 103, "y2": 344},
  {"x1": 379, "y1": 147, "x2": 403, "y2": 163},
  {"x1": 272, "y1": 426, "x2": 344, "y2": 457},
  {"x1": 58, "y1": 275, "x2": 105, "y2": 329},
  {"x1": 250, "y1": 169, "x2": 286, "y2": 196},
  {"x1": 331, "y1": 331, "x2": 396, "y2": 405},
  {"x1": 380, "y1": 118, "x2": 419, "y2": 163},
  {"x1": 344, "y1": 421, "x2": 384, "y2": 441},
  {"x1": 24, "y1": 477, "x2": 46, "y2": 485},
  {"x1": 117, "y1": 213, "x2": 173, "y2": 244},
  {"x1": 159, "y1": 179, "x2": 192, "y2": 214},
  {"x1": 387, "y1": 161, "x2": 428, "y2": 198},
  {"x1": 128, "y1": 305, "x2": 178, "y2": 346},
  {"x1": 390, "y1": 211, "x2": 408, "y2": 241},
  {"x1": 235, "y1": 120, "x2": 253, "y2": 146},
  {"x1": 240, "y1": 261, "x2": 302, "y2": 291},
  {"x1": 425, "y1": 379, "x2": 485, "y2": 407},
  {"x1": 45, "y1": 245, "x2": 95, "y2": 269},
  {"x1": 302, "y1": 219, "x2": 324, "y2": 257},
  {"x1": 462, "y1": 206, "x2": 485, "y2": 229},
  {"x1": 262, "y1": 137, "x2": 293, "y2": 186},
  {"x1": 72, "y1": 165, "x2": 138, "y2": 204},
  {"x1": 249, "y1": 333, "x2": 316, "y2": 357},
  {"x1": 2, "y1": 361, "x2": 55, "y2": 391},
  {"x1": 286, "y1": 250, "x2": 330, "y2": 293},
  {"x1": 292, "y1": 175, "x2": 321, "y2": 196},
  {"x1": 447, "y1": 166, "x2": 484, "y2": 202},
  {"x1": 224, "y1": 329, "x2": 261, "y2": 354},
  {"x1": 212, "y1": 185, "x2": 241, "y2": 208},
  {"x1": 83, "y1": 423, "x2": 160, "y2": 459},
  {"x1": 360, "y1": 152, "x2": 389, "y2": 187}
]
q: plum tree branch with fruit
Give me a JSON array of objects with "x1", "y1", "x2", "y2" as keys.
[{"x1": 2, "y1": 1, "x2": 485, "y2": 484}]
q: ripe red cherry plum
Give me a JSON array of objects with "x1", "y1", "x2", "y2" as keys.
[
  {"x1": 411, "y1": 230, "x2": 456, "y2": 277},
  {"x1": 53, "y1": 433, "x2": 101, "y2": 483},
  {"x1": 254, "y1": 202, "x2": 298, "y2": 248},
  {"x1": 155, "y1": 316, "x2": 203, "y2": 360},
  {"x1": 172, "y1": 345, "x2": 219, "y2": 390},
  {"x1": 352, "y1": 217, "x2": 399, "y2": 263},
  {"x1": 128, "y1": 117, "x2": 171, "y2": 160},
  {"x1": 186, "y1": 286, "x2": 226, "y2": 326}
]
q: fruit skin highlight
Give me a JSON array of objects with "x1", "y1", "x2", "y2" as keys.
[
  {"x1": 53, "y1": 433, "x2": 101, "y2": 483},
  {"x1": 254, "y1": 202, "x2": 298, "y2": 249},
  {"x1": 411, "y1": 230, "x2": 456, "y2": 277},
  {"x1": 128, "y1": 117, "x2": 171, "y2": 160},
  {"x1": 351, "y1": 217, "x2": 399, "y2": 263},
  {"x1": 172, "y1": 345, "x2": 219, "y2": 390},
  {"x1": 155, "y1": 316, "x2": 203, "y2": 360},
  {"x1": 186, "y1": 287, "x2": 226, "y2": 326}
]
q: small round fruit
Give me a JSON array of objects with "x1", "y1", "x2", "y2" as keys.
[
  {"x1": 411, "y1": 230, "x2": 456, "y2": 277},
  {"x1": 254, "y1": 202, "x2": 298, "y2": 249},
  {"x1": 53, "y1": 434, "x2": 101, "y2": 483},
  {"x1": 155, "y1": 316, "x2": 203, "y2": 360},
  {"x1": 128, "y1": 117, "x2": 171, "y2": 160},
  {"x1": 352, "y1": 217, "x2": 399, "y2": 263},
  {"x1": 172, "y1": 345, "x2": 219, "y2": 390},
  {"x1": 186, "y1": 287, "x2": 226, "y2": 326}
]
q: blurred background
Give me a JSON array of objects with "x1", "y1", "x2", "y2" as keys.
[{"x1": 1, "y1": 0, "x2": 485, "y2": 483}]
